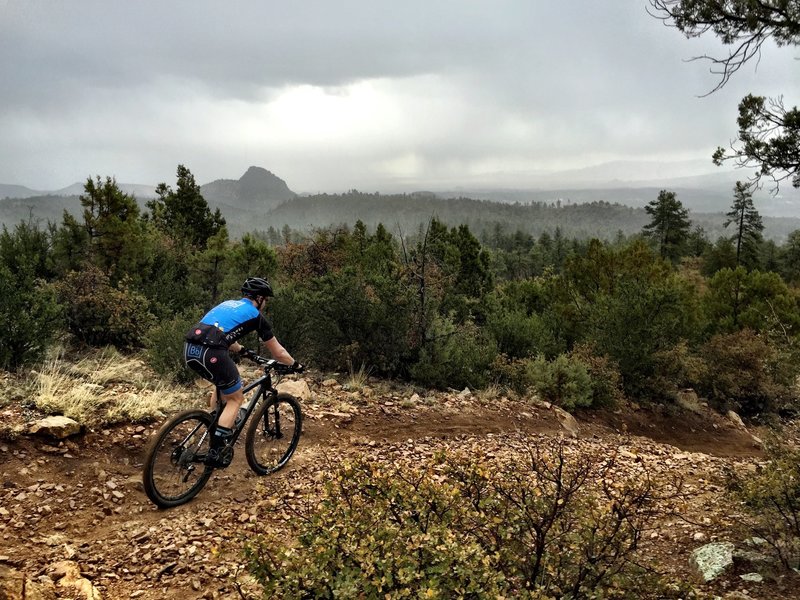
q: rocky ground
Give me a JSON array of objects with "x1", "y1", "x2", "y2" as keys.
[{"x1": 0, "y1": 369, "x2": 797, "y2": 600}]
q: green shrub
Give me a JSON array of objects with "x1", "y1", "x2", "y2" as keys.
[
  {"x1": 410, "y1": 318, "x2": 497, "y2": 390},
  {"x1": 526, "y1": 353, "x2": 593, "y2": 410},
  {"x1": 494, "y1": 348, "x2": 620, "y2": 409},
  {"x1": 698, "y1": 329, "x2": 794, "y2": 416},
  {"x1": 569, "y1": 342, "x2": 626, "y2": 407},
  {"x1": 0, "y1": 268, "x2": 63, "y2": 370},
  {"x1": 728, "y1": 429, "x2": 800, "y2": 570},
  {"x1": 143, "y1": 310, "x2": 199, "y2": 383},
  {"x1": 492, "y1": 354, "x2": 535, "y2": 395},
  {"x1": 271, "y1": 269, "x2": 415, "y2": 375},
  {"x1": 486, "y1": 306, "x2": 554, "y2": 359},
  {"x1": 246, "y1": 441, "x2": 689, "y2": 599},
  {"x1": 649, "y1": 340, "x2": 709, "y2": 402},
  {"x1": 56, "y1": 265, "x2": 154, "y2": 348}
]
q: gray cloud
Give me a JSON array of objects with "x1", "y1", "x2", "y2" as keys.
[{"x1": 0, "y1": 0, "x2": 797, "y2": 191}]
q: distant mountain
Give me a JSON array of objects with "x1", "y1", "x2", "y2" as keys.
[
  {"x1": 436, "y1": 181, "x2": 800, "y2": 219},
  {"x1": 1, "y1": 163, "x2": 798, "y2": 241},
  {"x1": 0, "y1": 184, "x2": 44, "y2": 199},
  {"x1": 201, "y1": 166, "x2": 296, "y2": 213},
  {"x1": 49, "y1": 181, "x2": 158, "y2": 199}
]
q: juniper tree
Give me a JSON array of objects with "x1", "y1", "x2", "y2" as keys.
[{"x1": 724, "y1": 181, "x2": 764, "y2": 270}]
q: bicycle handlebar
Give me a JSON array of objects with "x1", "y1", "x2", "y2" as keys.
[{"x1": 240, "y1": 349, "x2": 297, "y2": 374}]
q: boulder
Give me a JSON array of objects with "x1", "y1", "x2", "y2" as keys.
[
  {"x1": 690, "y1": 541, "x2": 735, "y2": 582},
  {"x1": 0, "y1": 565, "x2": 56, "y2": 600},
  {"x1": 49, "y1": 561, "x2": 101, "y2": 600},
  {"x1": 552, "y1": 406, "x2": 579, "y2": 438},
  {"x1": 727, "y1": 410, "x2": 748, "y2": 431},
  {"x1": 28, "y1": 416, "x2": 82, "y2": 440},
  {"x1": 0, "y1": 564, "x2": 23, "y2": 600},
  {"x1": 277, "y1": 380, "x2": 312, "y2": 402},
  {"x1": 676, "y1": 389, "x2": 703, "y2": 413}
]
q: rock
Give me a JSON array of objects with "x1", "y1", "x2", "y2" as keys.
[
  {"x1": 28, "y1": 416, "x2": 82, "y2": 440},
  {"x1": 552, "y1": 406, "x2": 579, "y2": 437},
  {"x1": 0, "y1": 565, "x2": 57, "y2": 600},
  {"x1": 0, "y1": 564, "x2": 24, "y2": 599},
  {"x1": 727, "y1": 410, "x2": 747, "y2": 431},
  {"x1": 49, "y1": 560, "x2": 101, "y2": 599},
  {"x1": 690, "y1": 542, "x2": 735, "y2": 582},
  {"x1": 409, "y1": 393, "x2": 421, "y2": 403},
  {"x1": 740, "y1": 573, "x2": 763, "y2": 583},
  {"x1": 733, "y1": 547, "x2": 774, "y2": 570},
  {"x1": 458, "y1": 387, "x2": 471, "y2": 398},
  {"x1": 676, "y1": 389, "x2": 703, "y2": 413},
  {"x1": 321, "y1": 378, "x2": 338, "y2": 388},
  {"x1": 277, "y1": 380, "x2": 312, "y2": 401}
]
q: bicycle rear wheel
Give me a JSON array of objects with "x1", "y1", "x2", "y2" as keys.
[
  {"x1": 143, "y1": 409, "x2": 214, "y2": 508},
  {"x1": 245, "y1": 393, "x2": 302, "y2": 475}
]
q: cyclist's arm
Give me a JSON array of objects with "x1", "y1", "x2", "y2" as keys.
[{"x1": 262, "y1": 337, "x2": 295, "y2": 366}]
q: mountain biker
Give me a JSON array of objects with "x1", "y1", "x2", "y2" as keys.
[{"x1": 184, "y1": 276, "x2": 303, "y2": 468}]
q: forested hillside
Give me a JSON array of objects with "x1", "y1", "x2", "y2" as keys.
[
  {"x1": 5, "y1": 183, "x2": 798, "y2": 243},
  {"x1": 2, "y1": 167, "x2": 799, "y2": 417}
]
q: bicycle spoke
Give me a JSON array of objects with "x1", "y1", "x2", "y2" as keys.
[
  {"x1": 143, "y1": 410, "x2": 214, "y2": 508},
  {"x1": 245, "y1": 395, "x2": 302, "y2": 475}
]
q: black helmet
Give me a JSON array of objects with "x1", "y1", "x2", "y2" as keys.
[{"x1": 241, "y1": 277, "x2": 273, "y2": 298}]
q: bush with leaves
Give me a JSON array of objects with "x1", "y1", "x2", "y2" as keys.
[
  {"x1": 569, "y1": 342, "x2": 626, "y2": 407},
  {"x1": 272, "y1": 267, "x2": 414, "y2": 375},
  {"x1": 410, "y1": 317, "x2": 497, "y2": 390},
  {"x1": 494, "y1": 348, "x2": 622, "y2": 409},
  {"x1": 728, "y1": 428, "x2": 800, "y2": 570},
  {"x1": 697, "y1": 329, "x2": 795, "y2": 416},
  {"x1": 0, "y1": 268, "x2": 63, "y2": 370},
  {"x1": 143, "y1": 310, "x2": 199, "y2": 384},
  {"x1": 246, "y1": 439, "x2": 689, "y2": 599},
  {"x1": 526, "y1": 353, "x2": 594, "y2": 410},
  {"x1": 56, "y1": 265, "x2": 154, "y2": 348}
]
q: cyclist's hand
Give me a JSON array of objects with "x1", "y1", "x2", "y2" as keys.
[
  {"x1": 240, "y1": 348, "x2": 256, "y2": 360},
  {"x1": 291, "y1": 361, "x2": 305, "y2": 373}
]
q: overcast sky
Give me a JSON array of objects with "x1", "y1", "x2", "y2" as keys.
[{"x1": 1, "y1": 1, "x2": 797, "y2": 192}]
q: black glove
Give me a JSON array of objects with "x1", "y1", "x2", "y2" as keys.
[
  {"x1": 239, "y1": 348, "x2": 256, "y2": 360},
  {"x1": 291, "y1": 361, "x2": 305, "y2": 373}
]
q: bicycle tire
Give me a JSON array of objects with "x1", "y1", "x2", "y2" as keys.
[
  {"x1": 245, "y1": 393, "x2": 302, "y2": 475},
  {"x1": 142, "y1": 409, "x2": 214, "y2": 508}
]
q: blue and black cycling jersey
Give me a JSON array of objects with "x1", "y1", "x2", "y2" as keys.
[{"x1": 185, "y1": 298, "x2": 274, "y2": 348}]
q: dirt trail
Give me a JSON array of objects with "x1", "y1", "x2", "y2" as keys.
[{"x1": 0, "y1": 397, "x2": 770, "y2": 599}]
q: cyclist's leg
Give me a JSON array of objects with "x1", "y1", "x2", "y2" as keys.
[{"x1": 218, "y1": 387, "x2": 244, "y2": 428}]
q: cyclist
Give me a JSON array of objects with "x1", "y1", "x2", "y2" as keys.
[{"x1": 184, "y1": 276, "x2": 303, "y2": 467}]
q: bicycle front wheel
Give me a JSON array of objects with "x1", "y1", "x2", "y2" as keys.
[
  {"x1": 142, "y1": 409, "x2": 214, "y2": 508},
  {"x1": 245, "y1": 393, "x2": 302, "y2": 475}
]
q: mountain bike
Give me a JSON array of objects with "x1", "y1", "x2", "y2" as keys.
[{"x1": 142, "y1": 351, "x2": 303, "y2": 508}]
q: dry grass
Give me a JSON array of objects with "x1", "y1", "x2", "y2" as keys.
[
  {"x1": 31, "y1": 347, "x2": 193, "y2": 426},
  {"x1": 344, "y1": 360, "x2": 372, "y2": 392}
]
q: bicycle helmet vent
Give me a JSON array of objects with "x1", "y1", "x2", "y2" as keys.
[{"x1": 241, "y1": 277, "x2": 273, "y2": 298}]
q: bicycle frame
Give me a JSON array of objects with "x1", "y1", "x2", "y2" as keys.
[{"x1": 209, "y1": 367, "x2": 280, "y2": 444}]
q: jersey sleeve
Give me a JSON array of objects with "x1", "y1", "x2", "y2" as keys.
[{"x1": 256, "y1": 314, "x2": 274, "y2": 342}]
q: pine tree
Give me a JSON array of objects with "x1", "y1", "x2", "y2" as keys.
[
  {"x1": 642, "y1": 190, "x2": 691, "y2": 262},
  {"x1": 147, "y1": 164, "x2": 225, "y2": 249},
  {"x1": 724, "y1": 182, "x2": 764, "y2": 270},
  {"x1": 80, "y1": 175, "x2": 147, "y2": 280}
]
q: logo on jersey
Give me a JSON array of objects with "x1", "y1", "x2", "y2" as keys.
[
  {"x1": 187, "y1": 344, "x2": 202, "y2": 358},
  {"x1": 195, "y1": 329, "x2": 202, "y2": 335},
  {"x1": 210, "y1": 357, "x2": 218, "y2": 364}
]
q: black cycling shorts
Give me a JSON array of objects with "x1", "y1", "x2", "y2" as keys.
[{"x1": 184, "y1": 343, "x2": 242, "y2": 394}]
